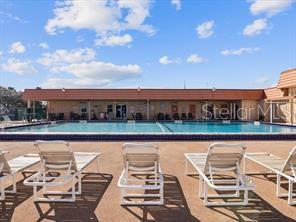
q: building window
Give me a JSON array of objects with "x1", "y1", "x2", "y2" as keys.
[
  {"x1": 80, "y1": 103, "x2": 87, "y2": 113},
  {"x1": 107, "y1": 105, "x2": 113, "y2": 113}
]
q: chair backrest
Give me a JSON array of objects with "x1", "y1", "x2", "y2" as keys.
[
  {"x1": 35, "y1": 140, "x2": 77, "y2": 172},
  {"x1": 122, "y1": 143, "x2": 160, "y2": 172},
  {"x1": 281, "y1": 146, "x2": 296, "y2": 176},
  {"x1": 1, "y1": 115, "x2": 11, "y2": 122},
  {"x1": 204, "y1": 143, "x2": 246, "y2": 174},
  {"x1": 0, "y1": 151, "x2": 11, "y2": 174}
]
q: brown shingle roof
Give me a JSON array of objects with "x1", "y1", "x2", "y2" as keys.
[
  {"x1": 264, "y1": 87, "x2": 284, "y2": 100},
  {"x1": 277, "y1": 68, "x2": 296, "y2": 89},
  {"x1": 23, "y1": 88, "x2": 265, "y2": 101}
]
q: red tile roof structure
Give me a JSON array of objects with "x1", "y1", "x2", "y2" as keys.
[{"x1": 23, "y1": 88, "x2": 265, "y2": 101}]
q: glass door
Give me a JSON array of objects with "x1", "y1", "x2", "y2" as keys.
[{"x1": 115, "y1": 104, "x2": 127, "y2": 119}]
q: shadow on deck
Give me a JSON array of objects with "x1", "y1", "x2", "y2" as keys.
[
  {"x1": 123, "y1": 174, "x2": 199, "y2": 222},
  {"x1": 34, "y1": 173, "x2": 112, "y2": 222}
]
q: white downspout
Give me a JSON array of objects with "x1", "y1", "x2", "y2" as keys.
[{"x1": 270, "y1": 101, "x2": 273, "y2": 123}]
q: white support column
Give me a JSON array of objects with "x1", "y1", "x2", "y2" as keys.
[
  {"x1": 147, "y1": 100, "x2": 150, "y2": 120},
  {"x1": 46, "y1": 101, "x2": 49, "y2": 120},
  {"x1": 291, "y1": 99, "x2": 294, "y2": 125},
  {"x1": 27, "y1": 100, "x2": 31, "y2": 122},
  {"x1": 233, "y1": 103, "x2": 236, "y2": 119},
  {"x1": 88, "y1": 100, "x2": 91, "y2": 121},
  {"x1": 270, "y1": 101, "x2": 273, "y2": 123},
  {"x1": 230, "y1": 103, "x2": 232, "y2": 120},
  {"x1": 205, "y1": 100, "x2": 208, "y2": 120},
  {"x1": 33, "y1": 101, "x2": 35, "y2": 120}
]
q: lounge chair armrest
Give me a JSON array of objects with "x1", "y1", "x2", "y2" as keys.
[
  {"x1": 74, "y1": 152, "x2": 101, "y2": 156},
  {"x1": 184, "y1": 153, "x2": 207, "y2": 157},
  {"x1": 23, "y1": 172, "x2": 43, "y2": 186},
  {"x1": 23, "y1": 153, "x2": 39, "y2": 157},
  {"x1": 24, "y1": 172, "x2": 74, "y2": 187},
  {"x1": 245, "y1": 152, "x2": 270, "y2": 156}
]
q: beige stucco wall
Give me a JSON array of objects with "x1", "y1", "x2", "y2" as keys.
[
  {"x1": 269, "y1": 101, "x2": 294, "y2": 123},
  {"x1": 240, "y1": 100, "x2": 261, "y2": 121},
  {"x1": 149, "y1": 101, "x2": 199, "y2": 119},
  {"x1": 48, "y1": 101, "x2": 81, "y2": 119},
  {"x1": 47, "y1": 99, "x2": 262, "y2": 121},
  {"x1": 264, "y1": 85, "x2": 296, "y2": 123},
  {"x1": 48, "y1": 100, "x2": 204, "y2": 120}
]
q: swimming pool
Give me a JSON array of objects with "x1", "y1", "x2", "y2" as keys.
[
  {"x1": 3, "y1": 121, "x2": 296, "y2": 134},
  {"x1": 2, "y1": 121, "x2": 296, "y2": 141}
]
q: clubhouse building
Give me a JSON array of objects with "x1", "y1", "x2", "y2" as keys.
[{"x1": 22, "y1": 68, "x2": 296, "y2": 123}]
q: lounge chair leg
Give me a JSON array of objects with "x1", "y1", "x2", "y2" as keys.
[
  {"x1": 120, "y1": 188, "x2": 125, "y2": 205},
  {"x1": 12, "y1": 173, "x2": 17, "y2": 193},
  {"x1": 42, "y1": 173, "x2": 47, "y2": 194},
  {"x1": 199, "y1": 178, "x2": 204, "y2": 198},
  {"x1": 276, "y1": 173, "x2": 281, "y2": 197},
  {"x1": 185, "y1": 158, "x2": 188, "y2": 175},
  {"x1": 160, "y1": 185, "x2": 164, "y2": 205},
  {"x1": 72, "y1": 177, "x2": 76, "y2": 202},
  {"x1": 203, "y1": 181, "x2": 208, "y2": 205},
  {"x1": 288, "y1": 180, "x2": 294, "y2": 205},
  {"x1": 0, "y1": 179, "x2": 5, "y2": 201},
  {"x1": 96, "y1": 156, "x2": 99, "y2": 173},
  {"x1": 243, "y1": 190, "x2": 248, "y2": 205},
  {"x1": 78, "y1": 173, "x2": 82, "y2": 195},
  {"x1": 243, "y1": 156, "x2": 246, "y2": 174},
  {"x1": 33, "y1": 185, "x2": 38, "y2": 201}
]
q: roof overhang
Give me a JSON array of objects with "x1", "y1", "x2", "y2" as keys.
[{"x1": 22, "y1": 88, "x2": 265, "y2": 101}]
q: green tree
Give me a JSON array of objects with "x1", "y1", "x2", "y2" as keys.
[{"x1": 0, "y1": 86, "x2": 26, "y2": 115}]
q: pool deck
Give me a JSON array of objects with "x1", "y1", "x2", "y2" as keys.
[{"x1": 1, "y1": 141, "x2": 296, "y2": 221}]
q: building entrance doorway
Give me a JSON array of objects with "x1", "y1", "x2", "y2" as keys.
[{"x1": 116, "y1": 104, "x2": 127, "y2": 119}]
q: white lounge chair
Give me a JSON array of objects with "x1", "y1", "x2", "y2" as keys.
[
  {"x1": 0, "y1": 115, "x2": 27, "y2": 128},
  {"x1": 23, "y1": 140, "x2": 100, "y2": 202},
  {"x1": 244, "y1": 147, "x2": 296, "y2": 205},
  {"x1": 0, "y1": 151, "x2": 40, "y2": 200},
  {"x1": 117, "y1": 143, "x2": 164, "y2": 205},
  {"x1": 185, "y1": 143, "x2": 255, "y2": 206}
]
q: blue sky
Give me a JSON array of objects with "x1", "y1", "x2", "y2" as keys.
[{"x1": 0, "y1": 0, "x2": 295, "y2": 90}]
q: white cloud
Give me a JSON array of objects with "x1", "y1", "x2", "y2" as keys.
[
  {"x1": 0, "y1": 12, "x2": 28, "y2": 24},
  {"x1": 42, "y1": 61, "x2": 141, "y2": 88},
  {"x1": 250, "y1": 0, "x2": 294, "y2": 16},
  {"x1": 57, "y1": 61, "x2": 141, "y2": 79},
  {"x1": 0, "y1": 51, "x2": 3, "y2": 58},
  {"x1": 171, "y1": 0, "x2": 181, "y2": 10},
  {"x1": 255, "y1": 76, "x2": 269, "y2": 84},
  {"x1": 1, "y1": 58, "x2": 37, "y2": 75},
  {"x1": 252, "y1": 76, "x2": 270, "y2": 87},
  {"x1": 117, "y1": 0, "x2": 155, "y2": 35},
  {"x1": 37, "y1": 48, "x2": 96, "y2": 70},
  {"x1": 43, "y1": 78, "x2": 111, "y2": 88},
  {"x1": 39, "y1": 42, "x2": 49, "y2": 49},
  {"x1": 186, "y1": 54, "x2": 205, "y2": 63},
  {"x1": 159, "y1": 56, "x2": 180, "y2": 65},
  {"x1": 38, "y1": 46, "x2": 141, "y2": 87},
  {"x1": 243, "y1": 19, "x2": 269, "y2": 36},
  {"x1": 45, "y1": 0, "x2": 155, "y2": 36},
  {"x1": 196, "y1": 20, "x2": 214, "y2": 39},
  {"x1": 96, "y1": 34, "x2": 133, "y2": 47},
  {"x1": 9, "y1": 41, "x2": 26, "y2": 54},
  {"x1": 221, "y1": 47, "x2": 260, "y2": 56}
]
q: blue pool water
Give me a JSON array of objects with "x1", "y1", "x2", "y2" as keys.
[{"x1": 3, "y1": 121, "x2": 296, "y2": 134}]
